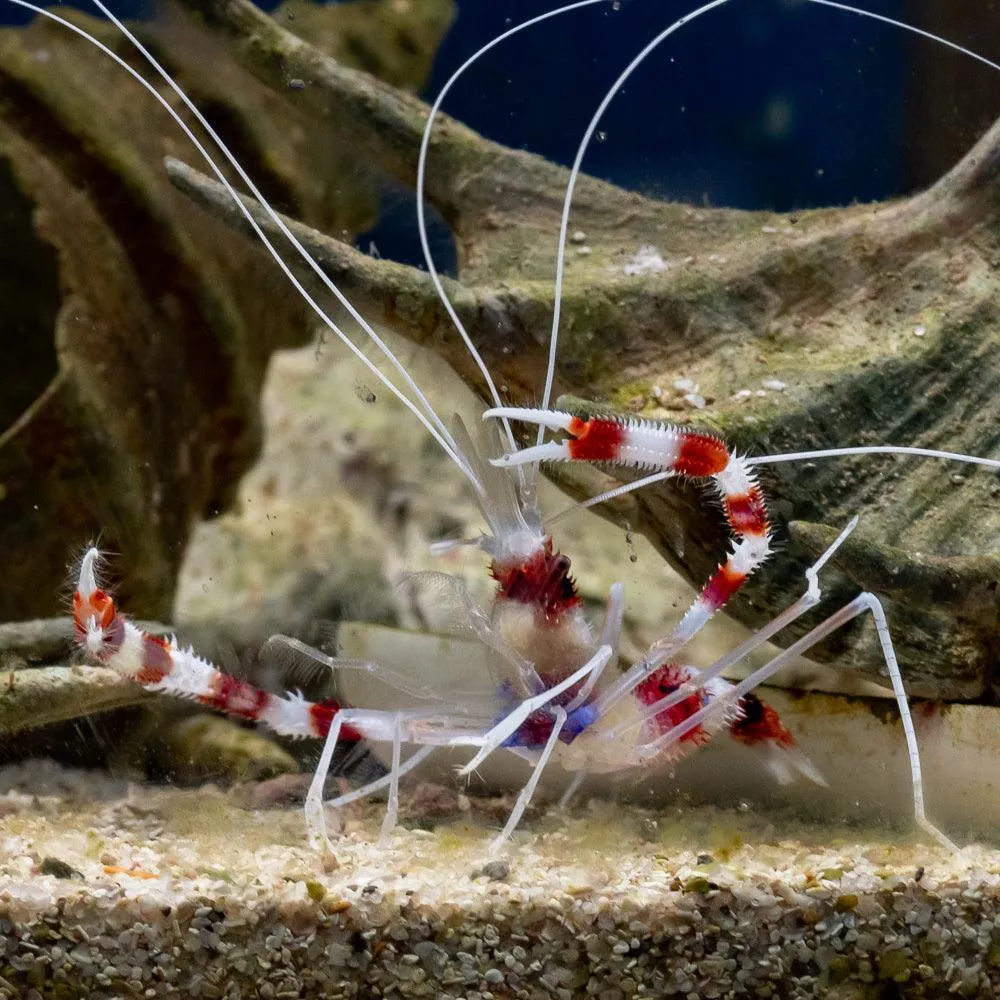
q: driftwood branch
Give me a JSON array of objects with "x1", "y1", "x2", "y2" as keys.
[{"x1": 165, "y1": 156, "x2": 477, "y2": 347}]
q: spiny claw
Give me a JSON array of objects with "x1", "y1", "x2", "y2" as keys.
[
  {"x1": 72, "y1": 547, "x2": 119, "y2": 657},
  {"x1": 490, "y1": 443, "x2": 572, "y2": 467},
  {"x1": 482, "y1": 408, "x2": 577, "y2": 467},
  {"x1": 483, "y1": 407, "x2": 575, "y2": 431},
  {"x1": 484, "y1": 406, "x2": 728, "y2": 477}
]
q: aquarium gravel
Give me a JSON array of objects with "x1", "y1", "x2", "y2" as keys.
[{"x1": 0, "y1": 761, "x2": 999, "y2": 998}]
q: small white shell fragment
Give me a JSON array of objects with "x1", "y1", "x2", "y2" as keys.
[
  {"x1": 673, "y1": 377, "x2": 695, "y2": 393},
  {"x1": 683, "y1": 392, "x2": 706, "y2": 409},
  {"x1": 570, "y1": 230, "x2": 587, "y2": 243},
  {"x1": 762, "y1": 379, "x2": 787, "y2": 391},
  {"x1": 576, "y1": 245, "x2": 592, "y2": 256},
  {"x1": 623, "y1": 245, "x2": 668, "y2": 276},
  {"x1": 915, "y1": 325, "x2": 926, "y2": 337}
]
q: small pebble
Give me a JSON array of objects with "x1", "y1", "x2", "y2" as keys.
[
  {"x1": 638, "y1": 817, "x2": 659, "y2": 842},
  {"x1": 474, "y1": 859, "x2": 511, "y2": 882},
  {"x1": 39, "y1": 857, "x2": 83, "y2": 880}
]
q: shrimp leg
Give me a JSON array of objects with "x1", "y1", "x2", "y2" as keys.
[
  {"x1": 635, "y1": 592, "x2": 954, "y2": 851},
  {"x1": 457, "y1": 645, "x2": 613, "y2": 777}
]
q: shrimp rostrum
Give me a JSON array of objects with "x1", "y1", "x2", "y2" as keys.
[{"x1": 38, "y1": 0, "x2": 1000, "y2": 854}]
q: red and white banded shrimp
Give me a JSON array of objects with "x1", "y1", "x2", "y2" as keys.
[{"x1": 26, "y1": 0, "x2": 1000, "y2": 854}]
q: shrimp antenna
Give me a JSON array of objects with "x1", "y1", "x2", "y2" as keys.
[
  {"x1": 89, "y1": 0, "x2": 486, "y2": 488},
  {"x1": 805, "y1": 0, "x2": 1000, "y2": 74},
  {"x1": 415, "y1": 0, "x2": 611, "y2": 477},
  {"x1": 540, "y1": 0, "x2": 733, "y2": 471},
  {"x1": 542, "y1": 0, "x2": 1000, "y2": 484},
  {"x1": 8, "y1": 0, "x2": 485, "y2": 492},
  {"x1": 546, "y1": 443, "x2": 1000, "y2": 524},
  {"x1": 546, "y1": 470, "x2": 675, "y2": 528},
  {"x1": 748, "y1": 446, "x2": 1000, "y2": 470}
]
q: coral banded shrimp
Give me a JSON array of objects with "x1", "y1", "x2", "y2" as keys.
[{"x1": 31, "y1": 0, "x2": 1000, "y2": 853}]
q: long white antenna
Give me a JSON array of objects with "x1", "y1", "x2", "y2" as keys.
[
  {"x1": 547, "y1": 470, "x2": 675, "y2": 527},
  {"x1": 805, "y1": 0, "x2": 1000, "y2": 74},
  {"x1": 540, "y1": 0, "x2": 1000, "y2": 476},
  {"x1": 19, "y1": 0, "x2": 483, "y2": 492},
  {"x1": 541, "y1": 443, "x2": 1000, "y2": 520},
  {"x1": 14, "y1": 0, "x2": 1000, "y2": 503},
  {"x1": 416, "y1": 0, "x2": 611, "y2": 461},
  {"x1": 537, "y1": 0, "x2": 733, "y2": 477},
  {"x1": 749, "y1": 446, "x2": 1000, "y2": 470}
]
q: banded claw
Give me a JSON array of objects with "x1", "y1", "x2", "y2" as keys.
[{"x1": 483, "y1": 405, "x2": 732, "y2": 479}]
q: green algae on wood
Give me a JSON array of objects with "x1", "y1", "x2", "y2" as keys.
[{"x1": 0, "y1": 665, "x2": 149, "y2": 736}]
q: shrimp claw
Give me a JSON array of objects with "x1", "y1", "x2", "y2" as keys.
[{"x1": 484, "y1": 407, "x2": 731, "y2": 475}]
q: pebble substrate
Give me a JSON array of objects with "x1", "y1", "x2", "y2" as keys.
[{"x1": 1, "y1": 763, "x2": 999, "y2": 999}]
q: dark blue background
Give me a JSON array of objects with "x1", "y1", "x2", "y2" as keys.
[{"x1": 428, "y1": 0, "x2": 904, "y2": 209}]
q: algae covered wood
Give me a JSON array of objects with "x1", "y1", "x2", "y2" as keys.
[
  {"x1": 0, "y1": 0, "x2": 453, "y2": 622},
  {"x1": 168, "y1": 0, "x2": 1000, "y2": 701}
]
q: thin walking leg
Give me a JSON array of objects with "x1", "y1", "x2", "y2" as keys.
[
  {"x1": 379, "y1": 713, "x2": 404, "y2": 844},
  {"x1": 331, "y1": 747, "x2": 435, "y2": 809},
  {"x1": 559, "y1": 770, "x2": 586, "y2": 809},
  {"x1": 635, "y1": 593, "x2": 955, "y2": 851},
  {"x1": 607, "y1": 517, "x2": 858, "y2": 736},
  {"x1": 596, "y1": 516, "x2": 858, "y2": 724},
  {"x1": 458, "y1": 644, "x2": 612, "y2": 776},
  {"x1": 490, "y1": 707, "x2": 568, "y2": 855},
  {"x1": 305, "y1": 712, "x2": 345, "y2": 851}
]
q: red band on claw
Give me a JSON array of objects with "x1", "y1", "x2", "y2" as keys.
[{"x1": 565, "y1": 416, "x2": 628, "y2": 462}]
